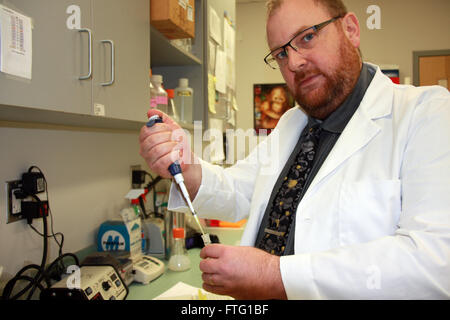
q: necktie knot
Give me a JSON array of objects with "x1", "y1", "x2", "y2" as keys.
[{"x1": 307, "y1": 123, "x2": 322, "y2": 138}]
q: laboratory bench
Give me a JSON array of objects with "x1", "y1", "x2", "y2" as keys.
[
  {"x1": 76, "y1": 227, "x2": 244, "y2": 300},
  {"x1": 127, "y1": 227, "x2": 243, "y2": 300}
]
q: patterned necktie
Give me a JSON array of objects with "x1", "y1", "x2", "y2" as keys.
[{"x1": 257, "y1": 124, "x2": 322, "y2": 255}]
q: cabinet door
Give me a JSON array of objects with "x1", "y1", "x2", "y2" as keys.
[
  {"x1": 0, "y1": 0, "x2": 92, "y2": 115},
  {"x1": 91, "y1": 0, "x2": 150, "y2": 122}
]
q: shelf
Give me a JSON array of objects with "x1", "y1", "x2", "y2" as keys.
[
  {"x1": 180, "y1": 122, "x2": 195, "y2": 130},
  {"x1": 0, "y1": 104, "x2": 144, "y2": 131},
  {"x1": 150, "y1": 27, "x2": 202, "y2": 67}
]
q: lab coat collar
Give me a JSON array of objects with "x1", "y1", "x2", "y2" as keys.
[
  {"x1": 302, "y1": 63, "x2": 394, "y2": 199},
  {"x1": 320, "y1": 63, "x2": 375, "y2": 134}
]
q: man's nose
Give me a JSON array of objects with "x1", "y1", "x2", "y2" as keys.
[{"x1": 286, "y1": 46, "x2": 307, "y2": 71}]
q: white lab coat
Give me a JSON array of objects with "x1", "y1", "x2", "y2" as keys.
[{"x1": 169, "y1": 64, "x2": 450, "y2": 299}]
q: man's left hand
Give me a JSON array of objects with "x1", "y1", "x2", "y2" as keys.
[{"x1": 199, "y1": 244, "x2": 287, "y2": 300}]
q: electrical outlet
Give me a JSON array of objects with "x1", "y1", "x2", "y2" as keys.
[
  {"x1": 130, "y1": 164, "x2": 142, "y2": 188},
  {"x1": 5, "y1": 180, "x2": 24, "y2": 224}
]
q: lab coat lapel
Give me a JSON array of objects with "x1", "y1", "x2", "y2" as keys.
[{"x1": 303, "y1": 67, "x2": 394, "y2": 199}]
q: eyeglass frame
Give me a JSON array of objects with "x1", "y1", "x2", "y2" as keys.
[{"x1": 264, "y1": 15, "x2": 343, "y2": 69}]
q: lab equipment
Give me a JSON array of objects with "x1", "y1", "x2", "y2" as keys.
[
  {"x1": 142, "y1": 217, "x2": 165, "y2": 259},
  {"x1": 40, "y1": 265, "x2": 128, "y2": 300},
  {"x1": 97, "y1": 219, "x2": 165, "y2": 284},
  {"x1": 132, "y1": 255, "x2": 165, "y2": 284},
  {"x1": 146, "y1": 115, "x2": 211, "y2": 246},
  {"x1": 128, "y1": 198, "x2": 147, "y2": 253},
  {"x1": 168, "y1": 227, "x2": 191, "y2": 271},
  {"x1": 150, "y1": 75, "x2": 168, "y2": 114},
  {"x1": 174, "y1": 78, "x2": 194, "y2": 124},
  {"x1": 81, "y1": 252, "x2": 134, "y2": 287},
  {"x1": 97, "y1": 219, "x2": 142, "y2": 258}
]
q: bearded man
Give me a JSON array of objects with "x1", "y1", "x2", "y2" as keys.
[{"x1": 139, "y1": 0, "x2": 450, "y2": 299}]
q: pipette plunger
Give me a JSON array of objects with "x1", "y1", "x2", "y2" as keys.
[{"x1": 146, "y1": 115, "x2": 211, "y2": 246}]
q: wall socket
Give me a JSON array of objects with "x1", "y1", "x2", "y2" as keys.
[
  {"x1": 5, "y1": 180, "x2": 24, "y2": 224},
  {"x1": 130, "y1": 164, "x2": 141, "y2": 188}
]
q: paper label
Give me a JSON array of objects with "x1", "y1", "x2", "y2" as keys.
[
  {"x1": 94, "y1": 103, "x2": 106, "y2": 116},
  {"x1": 177, "y1": 91, "x2": 192, "y2": 97},
  {"x1": 0, "y1": 5, "x2": 33, "y2": 79},
  {"x1": 156, "y1": 96, "x2": 168, "y2": 105},
  {"x1": 187, "y1": 5, "x2": 194, "y2": 22},
  {"x1": 178, "y1": 0, "x2": 187, "y2": 10}
]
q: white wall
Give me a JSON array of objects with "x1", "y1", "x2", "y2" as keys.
[
  {"x1": 235, "y1": 0, "x2": 450, "y2": 133},
  {"x1": 0, "y1": 121, "x2": 149, "y2": 282}
]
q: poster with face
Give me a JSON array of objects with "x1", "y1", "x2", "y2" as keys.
[{"x1": 254, "y1": 83, "x2": 296, "y2": 134}]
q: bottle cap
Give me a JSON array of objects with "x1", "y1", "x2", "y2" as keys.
[
  {"x1": 179, "y1": 78, "x2": 189, "y2": 87},
  {"x1": 173, "y1": 227, "x2": 185, "y2": 239},
  {"x1": 152, "y1": 74, "x2": 163, "y2": 84},
  {"x1": 166, "y1": 89, "x2": 175, "y2": 99}
]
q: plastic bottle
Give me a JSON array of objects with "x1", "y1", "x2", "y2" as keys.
[
  {"x1": 174, "y1": 78, "x2": 193, "y2": 124},
  {"x1": 149, "y1": 78, "x2": 155, "y2": 109},
  {"x1": 168, "y1": 227, "x2": 191, "y2": 271},
  {"x1": 149, "y1": 70, "x2": 156, "y2": 110},
  {"x1": 150, "y1": 75, "x2": 168, "y2": 114},
  {"x1": 131, "y1": 199, "x2": 147, "y2": 253},
  {"x1": 131, "y1": 199, "x2": 142, "y2": 216},
  {"x1": 166, "y1": 89, "x2": 179, "y2": 121}
]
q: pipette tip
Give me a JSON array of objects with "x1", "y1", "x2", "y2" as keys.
[{"x1": 201, "y1": 233, "x2": 212, "y2": 246}]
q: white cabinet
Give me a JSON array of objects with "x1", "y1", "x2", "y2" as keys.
[
  {"x1": 0, "y1": 0, "x2": 93, "y2": 115},
  {"x1": 0, "y1": 0, "x2": 150, "y2": 127},
  {"x1": 0, "y1": 0, "x2": 236, "y2": 131}
]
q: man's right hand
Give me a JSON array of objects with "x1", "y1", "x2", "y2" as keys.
[{"x1": 139, "y1": 109, "x2": 202, "y2": 199}]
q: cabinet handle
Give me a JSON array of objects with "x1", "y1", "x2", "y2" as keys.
[
  {"x1": 101, "y1": 40, "x2": 115, "y2": 86},
  {"x1": 78, "y1": 28, "x2": 92, "y2": 80}
]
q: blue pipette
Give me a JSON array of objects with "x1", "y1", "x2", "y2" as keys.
[{"x1": 146, "y1": 115, "x2": 211, "y2": 246}]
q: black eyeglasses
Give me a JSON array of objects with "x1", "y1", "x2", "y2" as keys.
[{"x1": 264, "y1": 16, "x2": 342, "y2": 69}]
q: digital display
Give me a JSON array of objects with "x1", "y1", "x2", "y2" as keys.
[{"x1": 91, "y1": 292, "x2": 104, "y2": 300}]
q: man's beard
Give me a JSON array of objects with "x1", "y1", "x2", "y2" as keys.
[{"x1": 292, "y1": 34, "x2": 361, "y2": 120}]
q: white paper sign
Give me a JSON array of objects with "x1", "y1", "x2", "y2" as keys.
[
  {"x1": 207, "y1": 118, "x2": 225, "y2": 163},
  {"x1": 214, "y1": 49, "x2": 227, "y2": 94},
  {"x1": 223, "y1": 21, "x2": 235, "y2": 89},
  {"x1": 223, "y1": 21, "x2": 235, "y2": 61},
  {"x1": 209, "y1": 7, "x2": 222, "y2": 45},
  {"x1": 0, "y1": 5, "x2": 33, "y2": 79}
]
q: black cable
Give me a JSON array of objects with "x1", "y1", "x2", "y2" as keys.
[
  {"x1": 1, "y1": 166, "x2": 79, "y2": 300},
  {"x1": 42, "y1": 253, "x2": 79, "y2": 283},
  {"x1": 144, "y1": 175, "x2": 163, "y2": 216},
  {"x1": 28, "y1": 166, "x2": 64, "y2": 260},
  {"x1": 145, "y1": 171, "x2": 155, "y2": 183},
  {"x1": 2, "y1": 275, "x2": 46, "y2": 300},
  {"x1": 45, "y1": 253, "x2": 79, "y2": 272},
  {"x1": 1, "y1": 197, "x2": 48, "y2": 300},
  {"x1": 25, "y1": 194, "x2": 48, "y2": 300}
]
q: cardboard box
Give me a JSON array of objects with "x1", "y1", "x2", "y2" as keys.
[{"x1": 150, "y1": 0, "x2": 195, "y2": 39}]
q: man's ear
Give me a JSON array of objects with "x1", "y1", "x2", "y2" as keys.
[{"x1": 341, "y1": 13, "x2": 360, "y2": 48}]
